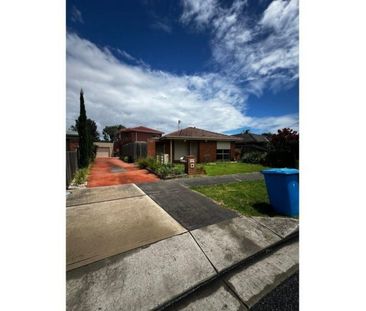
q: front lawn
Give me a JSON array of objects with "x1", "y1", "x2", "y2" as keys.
[
  {"x1": 191, "y1": 180, "x2": 277, "y2": 217},
  {"x1": 203, "y1": 162, "x2": 266, "y2": 176}
]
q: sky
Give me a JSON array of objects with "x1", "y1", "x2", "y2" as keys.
[{"x1": 66, "y1": 0, "x2": 299, "y2": 135}]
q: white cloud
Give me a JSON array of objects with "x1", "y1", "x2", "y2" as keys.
[
  {"x1": 150, "y1": 21, "x2": 172, "y2": 33},
  {"x1": 66, "y1": 33, "x2": 298, "y2": 135},
  {"x1": 181, "y1": 0, "x2": 299, "y2": 95},
  {"x1": 71, "y1": 6, "x2": 84, "y2": 24},
  {"x1": 180, "y1": 0, "x2": 218, "y2": 28}
]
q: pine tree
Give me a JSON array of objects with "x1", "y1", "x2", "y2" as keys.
[{"x1": 77, "y1": 89, "x2": 89, "y2": 167}]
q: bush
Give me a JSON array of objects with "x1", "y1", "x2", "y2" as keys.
[
  {"x1": 72, "y1": 166, "x2": 90, "y2": 185},
  {"x1": 241, "y1": 151, "x2": 267, "y2": 164},
  {"x1": 137, "y1": 158, "x2": 185, "y2": 178},
  {"x1": 263, "y1": 128, "x2": 299, "y2": 168}
]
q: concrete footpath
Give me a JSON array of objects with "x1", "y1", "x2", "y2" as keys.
[
  {"x1": 66, "y1": 182, "x2": 299, "y2": 310},
  {"x1": 168, "y1": 172, "x2": 263, "y2": 187}
]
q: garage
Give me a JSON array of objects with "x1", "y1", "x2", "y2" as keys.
[{"x1": 96, "y1": 147, "x2": 110, "y2": 158}]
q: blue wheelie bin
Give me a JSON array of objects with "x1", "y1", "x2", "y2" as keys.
[{"x1": 261, "y1": 168, "x2": 299, "y2": 217}]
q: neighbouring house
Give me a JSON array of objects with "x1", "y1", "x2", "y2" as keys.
[
  {"x1": 151, "y1": 127, "x2": 241, "y2": 163},
  {"x1": 232, "y1": 132, "x2": 270, "y2": 159},
  {"x1": 66, "y1": 130, "x2": 79, "y2": 189},
  {"x1": 66, "y1": 130, "x2": 79, "y2": 152},
  {"x1": 117, "y1": 126, "x2": 164, "y2": 162},
  {"x1": 94, "y1": 142, "x2": 114, "y2": 158}
]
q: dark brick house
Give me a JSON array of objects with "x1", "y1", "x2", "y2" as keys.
[
  {"x1": 232, "y1": 132, "x2": 270, "y2": 159},
  {"x1": 117, "y1": 126, "x2": 163, "y2": 145},
  {"x1": 152, "y1": 127, "x2": 241, "y2": 163},
  {"x1": 117, "y1": 126, "x2": 164, "y2": 162}
]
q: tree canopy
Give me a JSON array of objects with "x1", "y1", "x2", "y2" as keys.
[
  {"x1": 73, "y1": 90, "x2": 100, "y2": 167},
  {"x1": 102, "y1": 125, "x2": 125, "y2": 142}
]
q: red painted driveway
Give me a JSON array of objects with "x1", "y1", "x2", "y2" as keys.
[{"x1": 87, "y1": 157, "x2": 159, "y2": 187}]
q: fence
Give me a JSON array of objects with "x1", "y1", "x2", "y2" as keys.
[
  {"x1": 66, "y1": 151, "x2": 78, "y2": 189},
  {"x1": 120, "y1": 142, "x2": 147, "y2": 162}
]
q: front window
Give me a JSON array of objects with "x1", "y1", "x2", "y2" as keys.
[{"x1": 216, "y1": 149, "x2": 230, "y2": 161}]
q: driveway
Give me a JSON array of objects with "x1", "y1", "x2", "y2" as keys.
[
  {"x1": 87, "y1": 157, "x2": 159, "y2": 187},
  {"x1": 67, "y1": 178, "x2": 299, "y2": 310}
]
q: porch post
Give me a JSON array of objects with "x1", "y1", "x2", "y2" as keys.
[{"x1": 170, "y1": 140, "x2": 173, "y2": 163}]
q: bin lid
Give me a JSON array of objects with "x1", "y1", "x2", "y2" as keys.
[{"x1": 261, "y1": 168, "x2": 299, "y2": 175}]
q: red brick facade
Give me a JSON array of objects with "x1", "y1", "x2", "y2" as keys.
[
  {"x1": 147, "y1": 138, "x2": 156, "y2": 157},
  {"x1": 119, "y1": 131, "x2": 161, "y2": 145},
  {"x1": 151, "y1": 140, "x2": 236, "y2": 163},
  {"x1": 66, "y1": 137, "x2": 79, "y2": 152},
  {"x1": 230, "y1": 142, "x2": 236, "y2": 161}
]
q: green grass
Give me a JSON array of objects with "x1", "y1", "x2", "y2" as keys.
[
  {"x1": 192, "y1": 180, "x2": 277, "y2": 217},
  {"x1": 203, "y1": 162, "x2": 267, "y2": 176}
]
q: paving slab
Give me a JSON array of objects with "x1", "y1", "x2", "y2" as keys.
[
  {"x1": 67, "y1": 233, "x2": 217, "y2": 311},
  {"x1": 137, "y1": 182, "x2": 238, "y2": 230},
  {"x1": 67, "y1": 195, "x2": 186, "y2": 270},
  {"x1": 66, "y1": 183, "x2": 145, "y2": 207},
  {"x1": 191, "y1": 216, "x2": 281, "y2": 272},
  {"x1": 166, "y1": 279, "x2": 247, "y2": 311},
  {"x1": 225, "y1": 241, "x2": 299, "y2": 308},
  {"x1": 251, "y1": 216, "x2": 299, "y2": 238}
]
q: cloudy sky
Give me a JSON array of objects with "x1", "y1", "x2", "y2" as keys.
[{"x1": 66, "y1": 0, "x2": 298, "y2": 135}]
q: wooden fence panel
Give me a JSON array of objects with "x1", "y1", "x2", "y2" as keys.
[{"x1": 66, "y1": 151, "x2": 78, "y2": 189}]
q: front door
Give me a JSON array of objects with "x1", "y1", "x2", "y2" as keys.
[{"x1": 189, "y1": 142, "x2": 198, "y2": 160}]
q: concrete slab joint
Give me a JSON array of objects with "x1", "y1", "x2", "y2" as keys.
[
  {"x1": 67, "y1": 233, "x2": 217, "y2": 311},
  {"x1": 191, "y1": 216, "x2": 281, "y2": 272}
]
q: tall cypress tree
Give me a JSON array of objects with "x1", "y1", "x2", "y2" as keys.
[{"x1": 78, "y1": 89, "x2": 89, "y2": 167}]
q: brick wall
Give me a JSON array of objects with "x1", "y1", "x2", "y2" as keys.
[
  {"x1": 66, "y1": 137, "x2": 79, "y2": 152},
  {"x1": 119, "y1": 131, "x2": 162, "y2": 145},
  {"x1": 147, "y1": 138, "x2": 156, "y2": 157},
  {"x1": 198, "y1": 141, "x2": 216, "y2": 163},
  {"x1": 230, "y1": 142, "x2": 236, "y2": 161}
]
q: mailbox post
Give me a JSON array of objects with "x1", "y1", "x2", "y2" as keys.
[{"x1": 185, "y1": 155, "x2": 196, "y2": 175}]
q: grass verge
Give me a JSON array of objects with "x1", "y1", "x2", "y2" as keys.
[
  {"x1": 191, "y1": 180, "x2": 278, "y2": 217},
  {"x1": 203, "y1": 162, "x2": 267, "y2": 176}
]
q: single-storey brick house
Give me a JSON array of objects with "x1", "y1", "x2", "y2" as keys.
[
  {"x1": 117, "y1": 126, "x2": 164, "y2": 162},
  {"x1": 117, "y1": 126, "x2": 163, "y2": 146},
  {"x1": 151, "y1": 127, "x2": 241, "y2": 163}
]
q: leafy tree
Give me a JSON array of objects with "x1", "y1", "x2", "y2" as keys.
[
  {"x1": 103, "y1": 124, "x2": 125, "y2": 142},
  {"x1": 87, "y1": 119, "x2": 100, "y2": 142},
  {"x1": 77, "y1": 89, "x2": 90, "y2": 167},
  {"x1": 265, "y1": 128, "x2": 299, "y2": 168},
  {"x1": 71, "y1": 119, "x2": 100, "y2": 142}
]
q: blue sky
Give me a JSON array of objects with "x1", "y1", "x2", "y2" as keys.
[{"x1": 66, "y1": 0, "x2": 298, "y2": 135}]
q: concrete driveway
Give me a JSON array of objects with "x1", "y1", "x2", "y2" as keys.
[
  {"x1": 87, "y1": 157, "x2": 159, "y2": 187},
  {"x1": 66, "y1": 184, "x2": 186, "y2": 271},
  {"x1": 66, "y1": 181, "x2": 299, "y2": 310}
]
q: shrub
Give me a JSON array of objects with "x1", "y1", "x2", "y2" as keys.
[
  {"x1": 241, "y1": 151, "x2": 267, "y2": 164},
  {"x1": 263, "y1": 128, "x2": 299, "y2": 168},
  {"x1": 72, "y1": 166, "x2": 90, "y2": 185},
  {"x1": 138, "y1": 158, "x2": 185, "y2": 178}
]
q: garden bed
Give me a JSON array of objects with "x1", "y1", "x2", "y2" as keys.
[
  {"x1": 137, "y1": 158, "x2": 187, "y2": 179},
  {"x1": 145, "y1": 167, "x2": 187, "y2": 180}
]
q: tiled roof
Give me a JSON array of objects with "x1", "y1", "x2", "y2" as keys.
[
  {"x1": 161, "y1": 127, "x2": 240, "y2": 141},
  {"x1": 232, "y1": 133, "x2": 269, "y2": 143},
  {"x1": 66, "y1": 130, "x2": 79, "y2": 137},
  {"x1": 119, "y1": 126, "x2": 164, "y2": 134}
]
